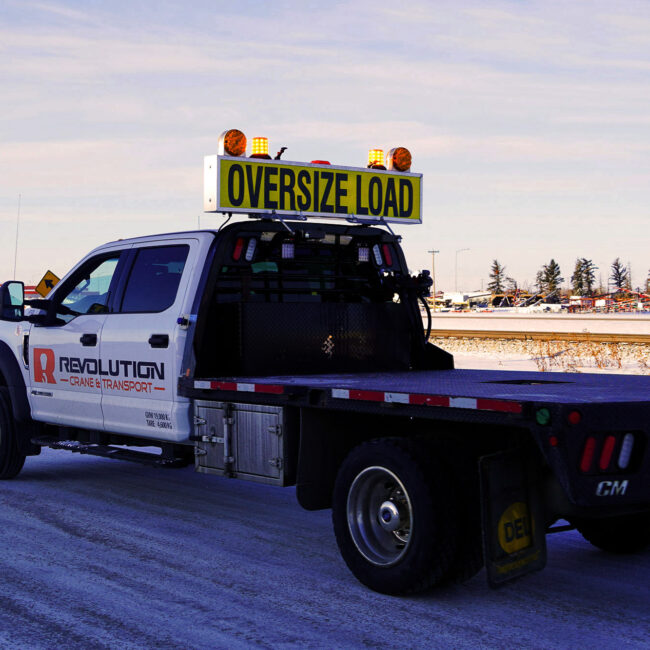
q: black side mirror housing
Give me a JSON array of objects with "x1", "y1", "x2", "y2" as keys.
[{"x1": 0, "y1": 281, "x2": 25, "y2": 321}]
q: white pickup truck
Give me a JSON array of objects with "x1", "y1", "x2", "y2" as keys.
[{"x1": 0, "y1": 143, "x2": 648, "y2": 595}]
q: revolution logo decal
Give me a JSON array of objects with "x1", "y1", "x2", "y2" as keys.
[
  {"x1": 32, "y1": 348, "x2": 166, "y2": 393},
  {"x1": 33, "y1": 348, "x2": 57, "y2": 384}
]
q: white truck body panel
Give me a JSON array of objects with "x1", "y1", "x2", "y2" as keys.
[{"x1": 23, "y1": 231, "x2": 215, "y2": 443}]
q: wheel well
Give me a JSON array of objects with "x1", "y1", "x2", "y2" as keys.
[
  {"x1": 0, "y1": 342, "x2": 31, "y2": 422},
  {"x1": 296, "y1": 407, "x2": 530, "y2": 511}
]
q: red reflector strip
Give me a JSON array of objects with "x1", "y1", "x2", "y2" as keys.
[
  {"x1": 349, "y1": 389, "x2": 384, "y2": 402},
  {"x1": 331, "y1": 389, "x2": 521, "y2": 413},
  {"x1": 599, "y1": 435, "x2": 617, "y2": 471},
  {"x1": 210, "y1": 381, "x2": 237, "y2": 391},
  {"x1": 254, "y1": 383, "x2": 285, "y2": 395},
  {"x1": 476, "y1": 399, "x2": 523, "y2": 414},
  {"x1": 580, "y1": 437, "x2": 597, "y2": 473},
  {"x1": 194, "y1": 381, "x2": 284, "y2": 395},
  {"x1": 409, "y1": 394, "x2": 449, "y2": 407}
]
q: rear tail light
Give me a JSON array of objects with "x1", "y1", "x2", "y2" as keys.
[
  {"x1": 382, "y1": 244, "x2": 393, "y2": 266},
  {"x1": 618, "y1": 433, "x2": 635, "y2": 469},
  {"x1": 579, "y1": 432, "x2": 640, "y2": 474},
  {"x1": 233, "y1": 237, "x2": 245, "y2": 261},
  {"x1": 599, "y1": 435, "x2": 617, "y2": 471},
  {"x1": 580, "y1": 437, "x2": 596, "y2": 473}
]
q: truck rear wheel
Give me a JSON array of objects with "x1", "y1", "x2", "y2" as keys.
[
  {"x1": 332, "y1": 438, "x2": 458, "y2": 594},
  {"x1": 572, "y1": 513, "x2": 650, "y2": 554},
  {"x1": 0, "y1": 387, "x2": 26, "y2": 479}
]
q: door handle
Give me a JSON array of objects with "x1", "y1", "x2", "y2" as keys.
[
  {"x1": 80, "y1": 333, "x2": 97, "y2": 347},
  {"x1": 148, "y1": 334, "x2": 169, "y2": 349}
]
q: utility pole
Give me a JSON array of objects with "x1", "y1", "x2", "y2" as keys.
[
  {"x1": 455, "y1": 248, "x2": 469, "y2": 292},
  {"x1": 13, "y1": 194, "x2": 21, "y2": 280},
  {"x1": 427, "y1": 249, "x2": 439, "y2": 310}
]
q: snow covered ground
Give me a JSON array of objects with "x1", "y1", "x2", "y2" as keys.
[
  {"x1": 1, "y1": 447, "x2": 649, "y2": 649},
  {"x1": 434, "y1": 337, "x2": 649, "y2": 375}
]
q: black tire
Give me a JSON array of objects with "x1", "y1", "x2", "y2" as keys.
[
  {"x1": 332, "y1": 438, "x2": 459, "y2": 595},
  {"x1": 572, "y1": 513, "x2": 650, "y2": 554},
  {"x1": 0, "y1": 387, "x2": 26, "y2": 479}
]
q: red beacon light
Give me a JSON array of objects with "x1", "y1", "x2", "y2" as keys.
[{"x1": 219, "y1": 129, "x2": 247, "y2": 157}]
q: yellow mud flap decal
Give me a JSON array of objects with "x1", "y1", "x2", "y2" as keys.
[{"x1": 480, "y1": 449, "x2": 547, "y2": 587}]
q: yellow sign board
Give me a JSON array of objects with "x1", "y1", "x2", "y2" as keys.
[
  {"x1": 204, "y1": 155, "x2": 422, "y2": 224},
  {"x1": 35, "y1": 270, "x2": 60, "y2": 297}
]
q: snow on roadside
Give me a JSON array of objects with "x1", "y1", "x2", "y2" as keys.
[{"x1": 432, "y1": 337, "x2": 650, "y2": 375}]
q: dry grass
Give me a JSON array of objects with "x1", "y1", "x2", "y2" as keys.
[{"x1": 430, "y1": 336, "x2": 650, "y2": 374}]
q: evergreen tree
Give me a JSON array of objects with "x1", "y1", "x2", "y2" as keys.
[
  {"x1": 571, "y1": 258, "x2": 597, "y2": 296},
  {"x1": 581, "y1": 258, "x2": 597, "y2": 295},
  {"x1": 646, "y1": 269, "x2": 650, "y2": 294},
  {"x1": 610, "y1": 258, "x2": 628, "y2": 291},
  {"x1": 538, "y1": 259, "x2": 564, "y2": 295},
  {"x1": 571, "y1": 259, "x2": 584, "y2": 295},
  {"x1": 487, "y1": 260, "x2": 507, "y2": 294}
]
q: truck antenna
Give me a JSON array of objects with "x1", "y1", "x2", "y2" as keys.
[{"x1": 13, "y1": 193, "x2": 21, "y2": 280}]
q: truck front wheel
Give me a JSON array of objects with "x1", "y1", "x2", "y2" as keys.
[
  {"x1": 332, "y1": 438, "x2": 458, "y2": 594},
  {"x1": 572, "y1": 512, "x2": 650, "y2": 554},
  {"x1": 0, "y1": 387, "x2": 26, "y2": 479}
]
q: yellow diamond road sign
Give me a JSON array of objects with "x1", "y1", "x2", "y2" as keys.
[{"x1": 35, "y1": 270, "x2": 60, "y2": 297}]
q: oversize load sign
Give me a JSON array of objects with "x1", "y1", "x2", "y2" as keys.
[{"x1": 204, "y1": 155, "x2": 422, "y2": 224}]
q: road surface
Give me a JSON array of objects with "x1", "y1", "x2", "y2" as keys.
[{"x1": 0, "y1": 449, "x2": 648, "y2": 649}]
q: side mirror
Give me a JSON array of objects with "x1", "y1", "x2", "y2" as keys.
[{"x1": 0, "y1": 281, "x2": 25, "y2": 321}]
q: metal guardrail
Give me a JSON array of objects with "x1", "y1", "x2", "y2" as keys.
[{"x1": 429, "y1": 329, "x2": 650, "y2": 345}]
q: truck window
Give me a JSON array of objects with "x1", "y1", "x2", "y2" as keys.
[
  {"x1": 214, "y1": 231, "x2": 397, "y2": 304},
  {"x1": 120, "y1": 245, "x2": 189, "y2": 313},
  {"x1": 58, "y1": 255, "x2": 121, "y2": 322}
]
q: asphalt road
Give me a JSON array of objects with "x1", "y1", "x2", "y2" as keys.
[{"x1": 0, "y1": 449, "x2": 648, "y2": 649}]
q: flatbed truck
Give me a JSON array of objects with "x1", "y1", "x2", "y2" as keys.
[{"x1": 0, "y1": 132, "x2": 648, "y2": 594}]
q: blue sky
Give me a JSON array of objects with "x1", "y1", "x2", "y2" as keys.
[{"x1": 1, "y1": 0, "x2": 649, "y2": 291}]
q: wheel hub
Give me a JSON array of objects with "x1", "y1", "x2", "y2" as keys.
[
  {"x1": 346, "y1": 466, "x2": 413, "y2": 566},
  {"x1": 378, "y1": 500, "x2": 402, "y2": 532}
]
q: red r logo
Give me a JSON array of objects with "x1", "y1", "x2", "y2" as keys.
[{"x1": 33, "y1": 348, "x2": 57, "y2": 384}]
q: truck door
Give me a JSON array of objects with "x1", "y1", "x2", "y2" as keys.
[
  {"x1": 28, "y1": 252, "x2": 125, "y2": 429},
  {"x1": 99, "y1": 241, "x2": 196, "y2": 441}
]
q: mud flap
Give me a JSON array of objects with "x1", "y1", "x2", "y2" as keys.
[{"x1": 480, "y1": 448, "x2": 547, "y2": 587}]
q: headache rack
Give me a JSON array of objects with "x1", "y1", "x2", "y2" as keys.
[{"x1": 192, "y1": 221, "x2": 424, "y2": 378}]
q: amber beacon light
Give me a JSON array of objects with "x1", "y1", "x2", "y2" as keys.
[
  {"x1": 251, "y1": 137, "x2": 272, "y2": 159},
  {"x1": 219, "y1": 129, "x2": 247, "y2": 157},
  {"x1": 387, "y1": 147, "x2": 412, "y2": 172},
  {"x1": 367, "y1": 149, "x2": 385, "y2": 169}
]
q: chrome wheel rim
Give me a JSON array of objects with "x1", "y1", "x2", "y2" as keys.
[{"x1": 346, "y1": 466, "x2": 413, "y2": 566}]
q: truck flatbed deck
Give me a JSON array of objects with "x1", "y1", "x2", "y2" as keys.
[{"x1": 188, "y1": 369, "x2": 650, "y2": 409}]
